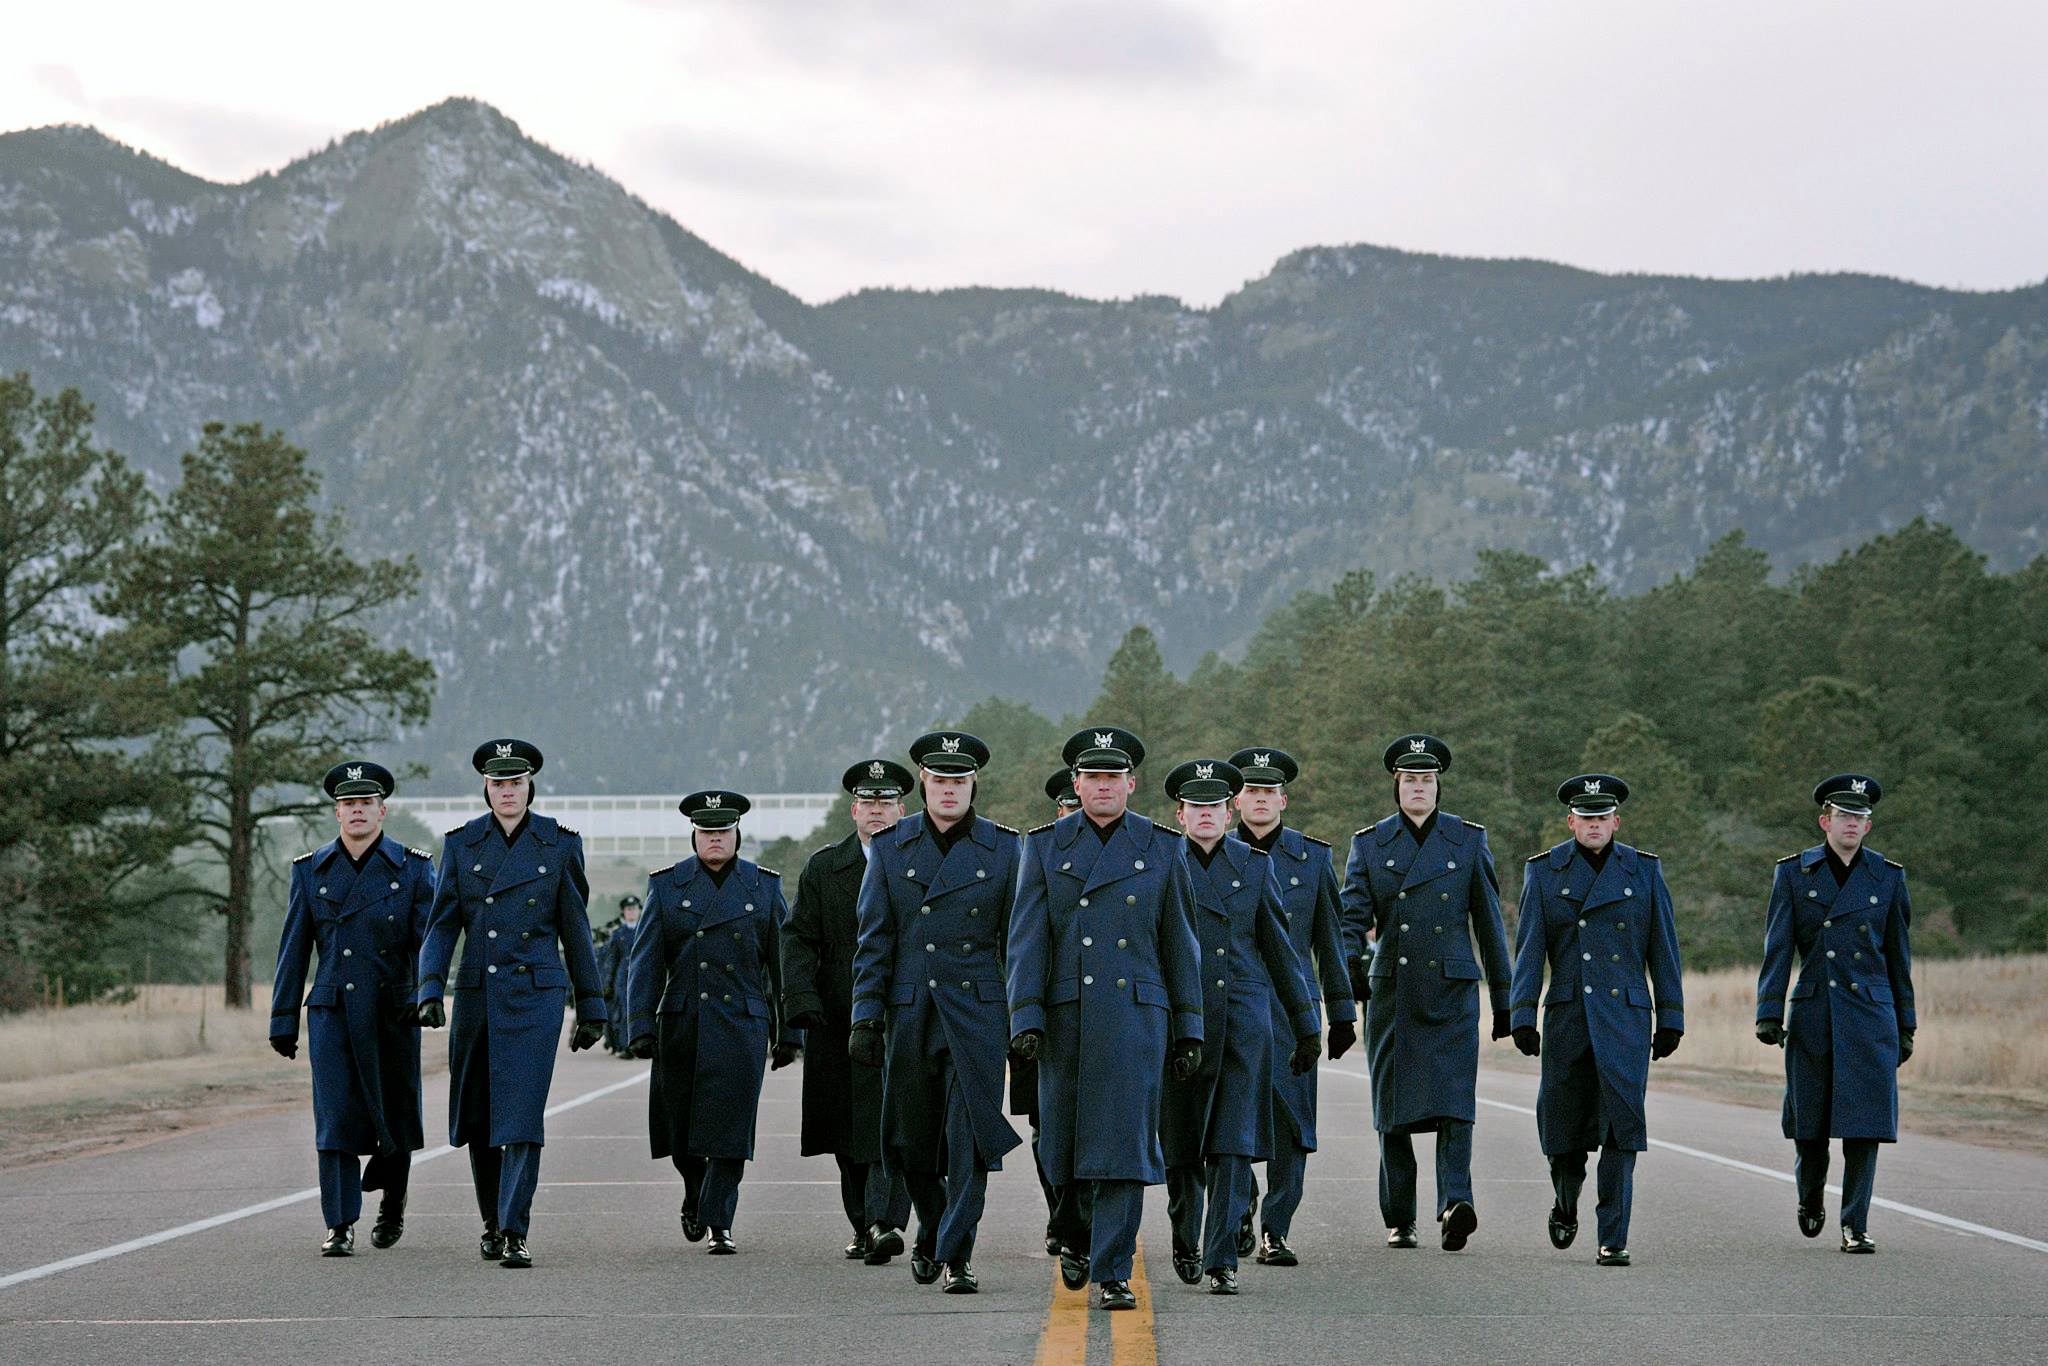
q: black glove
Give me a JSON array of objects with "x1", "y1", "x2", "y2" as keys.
[
  {"x1": 1009, "y1": 1029, "x2": 1043, "y2": 1063},
  {"x1": 1169, "y1": 1037, "x2": 1203, "y2": 1082},
  {"x1": 1289, "y1": 1034, "x2": 1320, "y2": 1076},
  {"x1": 1491, "y1": 1009, "x2": 1512, "y2": 1041},
  {"x1": 1512, "y1": 1025, "x2": 1541, "y2": 1057},
  {"x1": 1326, "y1": 1019, "x2": 1357, "y2": 1061},
  {"x1": 629, "y1": 1035, "x2": 656, "y2": 1060},
  {"x1": 415, "y1": 999, "x2": 445, "y2": 1029},
  {"x1": 269, "y1": 1036, "x2": 298, "y2": 1060},
  {"x1": 569, "y1": 1019, "x2": 604, "y2": 1052},
  {"x1": 1347, "y1": 958, "x2": 1372, "y2": 1004},
  {"x1": 1898, "y1": 1027, "x2": 1914, "y2": 1064},
  {"x1": 771, "y1": 1041, "x2": 801, "y2": 1070},
  {"x1": 848, "y1": 1021, "x2": 885, "y2": 1068},
  {"x1": 1652, "y1": 1027, "x2": 1683, "y2": 1061},
  {"x1": 1756, "y1": 1019, "x2": 1786, "y2": 1048},
  {"x1": 787, "y1": 1010, "x2": 826, "y2": 1033}
]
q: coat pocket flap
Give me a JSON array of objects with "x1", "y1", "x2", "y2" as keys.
[
  {"x1": 530, "y1": 965, "x2": 568, "y2": 989},
  {"x1": 1788, "y1": 981, "x2": 1816, "y2": 1001},
  {"x1": 1132, "y1": 980, "x2": 1170, "y2": 1009},
  {"x1": 1542, "y1": 982, "x2": 1576, "y2": 1005},
  {"x1": 1863, "y1": 982, "x2": 1894, "y2": 1005},
  {"x1": 1048, "y1": 977, "x2": 1081, "y2": 1006},
  {"x1": 304, "y1": 984, "x2": 340, "y2": 1007},
  {"x1": 888, "y1": 982, "x2": 918, "y2": 1007},
  {"x1": 453, "y1": 968, "x2": 482, "y2": 990},
  {"x1": 1440, "y1": 959, "x2": 1483, "y2": 981},
  {"x1": 744, "y1": 994, "x2": 771, "y2": 1018},
  {"x1": 1624, "y1": 985, "x2": 1653, "y2": 1009},
  {"x1": 974, "y1": 979, "x2": 1007, "y2": 1004}
]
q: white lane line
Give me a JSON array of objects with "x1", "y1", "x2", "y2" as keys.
[
  {"x1": 0, "y1": 1069, "x2": 650, "y2": 1293},
  {"x1": 1319, "y1": 1065, "x2": 2048, "y2": 1257}
]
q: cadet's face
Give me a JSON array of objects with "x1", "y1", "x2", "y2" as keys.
[
  {"x1": 1235, "y1": 784, "x2": 1286, "y2": 831},
  {"x1": 922, "y1": 771, "x2": 973, "y2": 822},
  {"x1": 1078, "y1": 770, "x2": 1135, "y2": 820},
  {"x1": 1568, "y1": 810, "x2": 1619, "y2": 851},
  {"x1": 1397, "y1": 770, "x2": 1439, "y2": 819},
  {"x1": 852, "y1": 796, "x2": 904, "y2": 839},
  {"x1": 695, "y1": 827, "x2": 737, "y2": 867},
  {"x1": 622, "y1": 903, "x2": 640, "y2": 925},
  {"x1": 487, "y1": 776, "x2": 529, "y2": 818},
  {"x1": 1177, "y1": 800, "x2": 1228, "y2": 844},
  {"x1": 1819, "y1": 807, "x2": 1871, "y2": 856},
  {"x1": 334, "y1": 796, "x2": 384, "y2": 840}
]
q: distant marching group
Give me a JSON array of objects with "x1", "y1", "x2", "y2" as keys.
[{"x1": 271, "y1": 727, "x2": 1914, "y2": 1307}]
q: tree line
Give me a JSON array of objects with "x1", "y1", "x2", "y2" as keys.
[
  {"x1": 0, "y1": 374, "x2": 431, "y2": 1010},
  {"x1": 765, "y1": 525, "x2": 2048, "y2": 969}
]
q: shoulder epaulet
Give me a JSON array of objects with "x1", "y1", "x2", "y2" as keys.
[
  {"x1": 986, "y1": 820, "x2": 1019, "y2": 835},
  {"x1": 758, "y1": 866, "x2": 781, "y2": 879},
  {"x1": 1637, "y1": 849, "x2": 1659, "y2": 859},
  {"x1": 651, "y1": 862, "x2": 678, "y2": 878},
  {"x1": 1776, "y1": 852, "x2": 1799, "y2": 864},
  {"x1": 445, "y1": 824, "x2": 465, "y2": 837},
  {"x1": 556, "y1": 824, "x2": 580, "y2": 838},
  {"x1": 292, "y1": 849, "x2": 316, "y2": 863},
  {"x1": 1884, "y1": 858, "x2": 1905, "y2": 871},
  {"x1": 1301, "y1": 833, "x2": 1331, "y2": 849},
  {"x1": 1464, "y1": 821, "x2": 1486, "y2": 831},
  {"x1": 408, "y1": 846, "x2": 432, "y2": 860},
  {"x1": 1246, "y1": 845, "x2": 1269, "y2": 856},
  {"x1": 1525, "y1": 850, "x2": 1546, "y2": 862},
  {"x1": 1158, "y1": 828, "x2": 1183, "y2": 838},
  {"x1": 1027, "y1": 822, "x2": 1056, "y2": 835},
  {"x1": 1355, "y1": 826, "x2": 1372, "y2": 837}
]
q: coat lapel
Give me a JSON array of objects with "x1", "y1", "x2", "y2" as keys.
[
  {"x1": 1798, "y1": 846, "x2": 1840, "y2": 914},
  {"x1": 1056, "y1": 814, "x2": 1103, "y2": 890},
  {"x1": 1082, "y1": 813, "x2": 1159, "y2": 896},
  {"x1": 696, "y1": 860, "x2": 760, "y2": 929},
  {"x1": 1578, "y1": 843, "x2": 1634, "y2": 914},
  {"x1": 311, "y1": 843, "x2": 356, "y2": 918},
  {"x1": 337, "y1": 838, "x2": 405, "y2": 918},
  {"x1": 924, "y1": 817, "x2": 993, "y2": 901},
  {"x1": 485, "y1": 815, "x2": 560, "y2": 897},
  {"x1": 1398, "y1": 816, "x2": 1467, "y2": 893}
]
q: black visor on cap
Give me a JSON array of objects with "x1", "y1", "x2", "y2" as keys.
[
  {"x1": 1165, "y1": 759, "x2": 1243, "y2": 805},
  {"x1": 1557, "y1": 772, "x2": 1627, "y2": 813},
  {"x1": 1384, "y1": 734, "x2": 1451, "y2": 774},
  {"x1": 679, "y1": 789, "x2": 749, "y2": 828},
  {"x1": 324, "y1": 760, "x2": 395, "y2": 801},
  {"x1": 909, "y1": 731, "x2": 989, "y2": 775},
  {"x1": 1813, "y1": 772, "x2": 1882, "y2": 813},
  {"x1": 1064, "y1": 725, "x2": 1145, "y2": 772},
  {"x1": 473, "y1": 737, "x2": 543, "y2": 778},
  {"x1": 844, "y1": 758, "x2": 913, "y2": 799}
]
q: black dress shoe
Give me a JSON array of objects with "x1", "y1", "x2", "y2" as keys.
[
  {"x1": 910, "y1": 1250, "x2": 941, "y2": 1284},
  {"x1": 1841, "y1": 1230, "x2": 1876, "y2": 1254},
  {"x1": 479, "y1": 1225, "x2": 505, "y2": 1261},
  {"x1": 1548, "y1": 1206, "x2": 1577, "y2": 1250},
  {"x1": 1207, "y1": 1267, "x2": 1239, "y2": 1295},
  {"x1": 1386, "y1": 1225, "x2": 1419, "y2": 1249},
  {"x1": 1256, "y1": 1231, "x2": 1297, "y2": 1266},
  {"x1": 1098, "y1": 1280, "x2": 1136, "y2": 1311},
  {"x1": 844, "y1": 1230, "x2": 873, "y2": 1260},
  {"x1": 707, "y1": 1228, "x2": 737, "y2": 1255},
  {"x1": 499, "y1": 1233, "x2": 532, "y2": 1268},
  {"x1": 1440, "y1": 1199, "x2": 1477, "y2": 1252},
  {"x1": 1798, "y1": 1204, "x2": 1826, "y2": 1238},
  {"x1": 865, "y1": 1225, "x2": 905, "y2": 1265},
  {"x1": 1236, "y1": 1209, "x2": 1256, "y2": 1258},
  {"x1": 320, "y1": 1224, "x2": 354, "y2": 1257},
  {"x1": 1596, "y1": 1245, "x2": 1630, "y2": 1266},
  {"x1": 940, "y1": 1262, "x2": 979, "y2": 1294},
  {"x1": 1059, "y1": 1247, "x2": 1090, "y2": 1291},
  {"x1": 1171, "y1": 1239, "x2": 1202, "y2": 1285},
  {"x1": 370, "y1": 1195, "x2": 406, "y2": 1249},
  {"x1": 680, "y1": 1206, "x2": 706, "y2": 1243},
  {"x1": 1044, "y1": 1233, "x2": 1063, "y2": 1258}
]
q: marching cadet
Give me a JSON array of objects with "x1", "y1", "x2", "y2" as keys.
[
  {"x1": 1014, "y1": 769, "x2": 1089, "y2": 1254},
  {"x1": 1341, "y1": 735, "x2": 1512, "y2": 1252},
  {"x1": 783, "y1": 759, "x2": 915, "y2": 1264},
  {"x1": 1508, "y1": 774, "x2": 1685, "y2": 1266},
  {"x1": 1226, "y1": 746, "x2": 1357, "y2": 1267},
  {"x1": 1755, "y1": 774, "x2": 1916, "y2": 1253},
  {"x1": 271, "y1": 760, "x2": 432, "y2": 1255},
  {"x1": 1159, "y1": 759, "x2": 1320, "y2": 1296},
  {"x1": 626, "y1": 790, "x2": 798, "y2": 1255},
  {"x1": 1007, "y1": 726, "x2": 1205, "y2": 1313},
  {"x1": 850, "y1": 733, "x2": 1023, "y2": 1294},
  {"x1": 416, "y1": 739, "x2": 607, "y2": 1269},
  {"x1": 598, "y1": 895, "x2": 641, "y2": 1056}
]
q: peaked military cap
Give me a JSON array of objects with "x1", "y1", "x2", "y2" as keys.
[
  {"x1": 1165, "y1": 758, "x2": 1243, "y2": 805},
  {"x1": 1064, "y1": 725, "x2": 1145, "y2": 773},
  {"x1": 323, "y1": 760, "x2": 395, "y2": 800},
  {"x1": 619, "y1": 894, "x2": 643, "y2": 909},
  {"x1": 844, "y1": 758, "x2": 914, "y2": 799},
  {"x1": 1814, "y1": 773, "x2": 1883, "y2": 815},
  {"x1": 909, "y1": 730, "x2": 989, "y2": 775},
  {"x1": 679, "y1": 789, "x2": 749, "y2": 829},
  {"x1": 472, "y1": 737, "x2": 543, "y2": 778},
  {"x1": 1384, "y1": 734, "x2": 1451, "y2": 774},
  {"x1": 1557, "y1": 773, "x2": 1628, "y2": 815},
  {"x1": 1045, "y1": 769, "x2": 1082, "y2": 809},
  {"x1": 1228, "y1": 746, "x2": 1298, "y2": 786}
]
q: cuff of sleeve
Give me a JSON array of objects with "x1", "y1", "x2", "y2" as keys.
[
  {"x1": 1326, "y1": 998, "x2": 1358, "y2": 1023},
  {"x1": 784, "y1": 990, "x2": 824, "y2": 1021},
  {"x1": 628, "y1": 1013, "x2": 655, "y2": 1040},
  {"x1": 1288, "y1": 1007, "x2": 1321, "y2": 1039},
  {"x1": 1010, "y1": 1003, "x2": 1045, "y2": 1035},
  {"x1": 1898, "y1": 1010, "x2": 1917, "y2": 1030},
  {"x1": 1656, "y1": 1008, "x2": 1685, "y2": 1032},
  {"x1": 1172, "y1": 1009, "x2": 1204, "y2": 1044},
  {"x1": 578, "y1": 1000, "x2": 608, "y2": 1024},
  {"x1": 1755, "y1": 1001, "x2": 1784, "y2": 1022},
  {"x1": 416, "y1": 985, "x2": 445, "y2": 1005},
  {"x1": 268, "y1": 1018, "x2": 298, "y2": 1039},
  {"x1": 1510, "y1": 1005, "x2": 1537, "y2": 1031},
  {"x1": 1487, "y1": 986, "x2": 1511, "y2": 1013},
  {"x1": 850, "y1": 998, "x2": 884, "y2": 1026}
]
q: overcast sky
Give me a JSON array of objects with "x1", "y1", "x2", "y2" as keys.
[{"x1": 7, "y1": 0, "x2": 2045, "y2": 305}]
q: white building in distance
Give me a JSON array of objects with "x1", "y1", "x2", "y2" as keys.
[{"x1": 386, "y1": 793, "x2": 839, "y2": 859}]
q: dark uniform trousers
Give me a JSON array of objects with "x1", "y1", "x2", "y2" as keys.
[
  {"x1": 676, "y1": 1153, "x2": 749, "y2": 1231},
  {"x1": 469, "y1": 1142, "x2": 541, "y2": 1237},
  {"x1": 318, "y1": 1151, "x2": 409, "y2": 1231},
  {"x1": 1796, "y1": 1139, "x2": 1879, "y2": 1233},
  {"x1": 1380, "y1": 1121, "x2": 1475, "y2": 1228},
  {"x1": 1169, "y1": 1157, "x2": 1251, "y2": 1273},
  {"x1": 837, "y1": 1153, "x2": 912, "y2": 1236},
  {"x1": 1550, "y1": 1146, "x2": 1635, "y2": 1250},
  {"x1": 902, "y1": 1016, "x2": 991, "y2": 1264},
  {"x1": 1051, "y1": 1180, "x2": 1145, "y2": 1283}
]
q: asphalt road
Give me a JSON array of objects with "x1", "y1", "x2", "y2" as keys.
[{"x1": 3, "y1": 1041, "x2": 2044, "y2": 1365}]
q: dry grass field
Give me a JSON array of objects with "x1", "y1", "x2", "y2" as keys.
[{"x1": 0, "y1": 985, "x2": 277, "y2": 1085}]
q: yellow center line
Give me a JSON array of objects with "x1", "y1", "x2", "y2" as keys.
[
  {"x1": 1033, "y1": 1250, "x2": 1089, "y2": 1366},
  {"x1": 1109, "y1": 1234, "x2": 1158, "y2": 1366}
]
